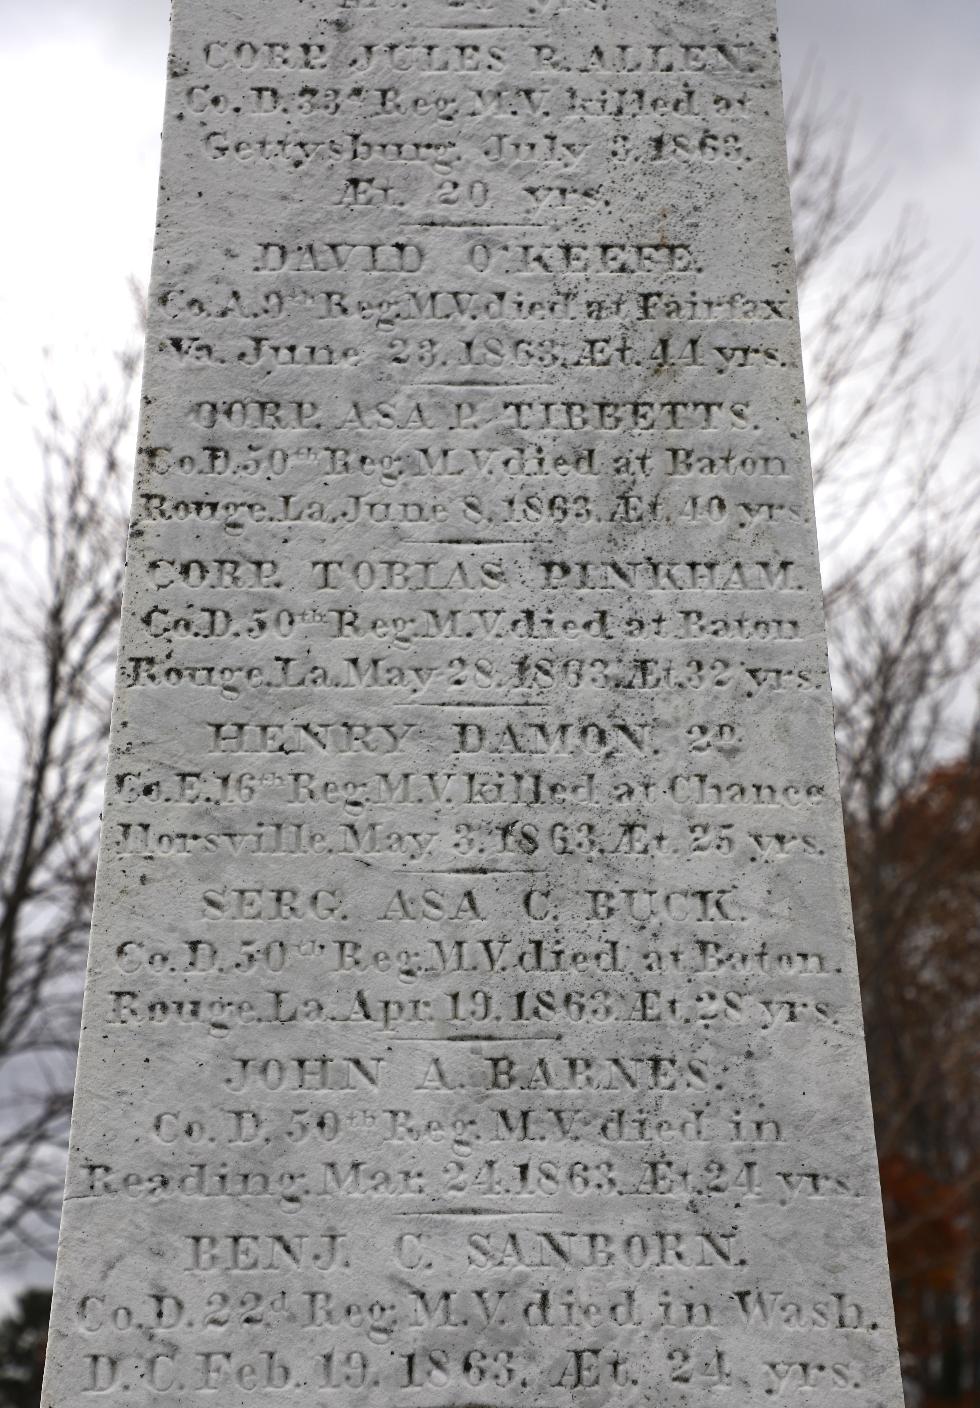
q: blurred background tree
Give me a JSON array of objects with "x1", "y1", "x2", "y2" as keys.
[
  {"x1": 0, "y1": 352, "x2": 136, "y2": 1266},
  {"x1": 0, "y1": 1291, "x2": 51, "y2": 1408},
  {"x1": 789, "y1": 75, "x2": 980, "y2": 1406},
  {"x1": 0, "y1": 80, "x2": 976, "y2": 1408}
]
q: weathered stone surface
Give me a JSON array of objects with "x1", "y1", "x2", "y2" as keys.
[{"x1": 43, "y1": 1, "x2": 904, "y2": 1405}]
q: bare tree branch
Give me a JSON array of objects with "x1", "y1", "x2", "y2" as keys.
[{"x1": 0, "y1": 344, "x2": 137, "y2": 1266}]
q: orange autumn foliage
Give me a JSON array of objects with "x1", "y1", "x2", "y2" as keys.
[{"x1": 848, "y1": 760, "x2": 980, "y2": 1407}]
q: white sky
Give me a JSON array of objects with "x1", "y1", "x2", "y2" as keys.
[
  {"x1": 0, "y1": 0, "x2": 978, "y2": 467},
  {"x1": 0, "y1": 0, "x2": 976, "y2": 1298}
]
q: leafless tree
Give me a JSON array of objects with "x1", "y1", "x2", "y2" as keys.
[
  {"x1": 788, "y1": 73, "x2": 980, "y2": 779},
  {"x1": 0, "y1": 347, "x2": 137, "y2": 1266},
  {"x1": 789, "y1": 72, "x2": 980, "y2": 1406},
  {"x1": 0, "y1": 65, "x2": 976, "y2": 1404}
]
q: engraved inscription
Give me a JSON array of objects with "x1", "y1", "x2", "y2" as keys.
[{"x1": 42, "y1": 2, "x2": 903, "y2": 1407}]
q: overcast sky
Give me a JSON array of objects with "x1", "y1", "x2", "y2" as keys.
[
  {"x1": 0, "y1": 0, "x2": 977, "y2": 461},
  {"x1": 0, "y1": 0, "x2": 976, "y2": 1297}
]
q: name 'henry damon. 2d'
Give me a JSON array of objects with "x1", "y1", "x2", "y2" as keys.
[{"x1": 42, "y1": 2, "x2": 906, "y2": 1407}]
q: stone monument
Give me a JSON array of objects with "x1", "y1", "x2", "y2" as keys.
[{"x1": 43, "y1": 1, "x2": 905, "y2": 1404}]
